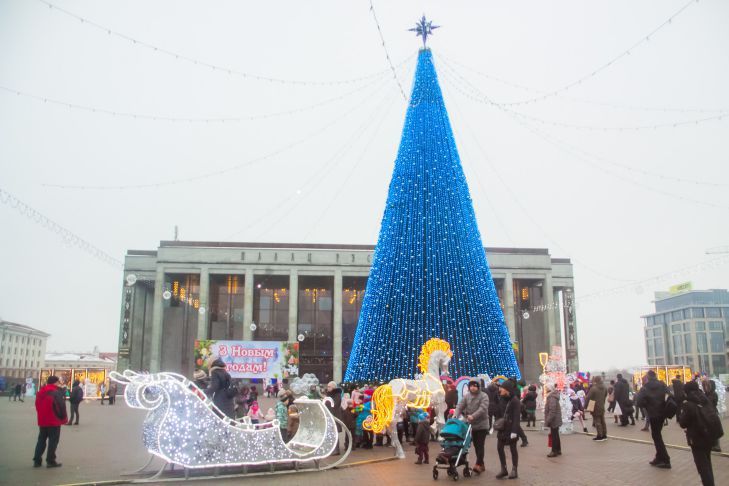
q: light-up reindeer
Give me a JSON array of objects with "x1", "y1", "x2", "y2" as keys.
[{"x1": 364, "y1": 338, "x2": 452, "y2": 458}]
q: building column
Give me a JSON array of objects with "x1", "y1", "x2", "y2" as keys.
[
  {"x1": 543, "y1": 274, "x2": 557, "y2": 350},
  {"x1": 288, "y1": 269, "x2": 299, "y2": 342},
  {"x1": 333, "y1": 270, "x2": 343, "y2": 383},
  {"x1": 504, "y1": 273, "x2": 516, "y2": 341},
  {"x1": 197, "y1": 267, "x2": 209, "y2": 341},
  {"x1": 243, "y1": 268, "x2": 254, "y2": 341},
  {"x1": 149, "y1": 265, "x2": 165, "y2": 372}
]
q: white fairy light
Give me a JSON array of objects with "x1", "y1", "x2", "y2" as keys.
[{"x1": 110, "y1": 370, "x2": 339, "y2": 468}]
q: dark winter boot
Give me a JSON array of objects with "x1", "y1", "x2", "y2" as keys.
[
  {"x1": 495, "y1": 466, "x2": 508, "y2": 479},
  {"x1": 508, "y1": 467, "x2": 518, "y2": 479}
]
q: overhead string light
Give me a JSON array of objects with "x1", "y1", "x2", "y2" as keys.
[
  {"x1": 225, "y1": 65, "x2": 412, "y2": 241},
  {"x1": 0, "y1": 64, "x2": 404, "y2": 124},
  {"x1": 38, "y1": 0, "x2": 405, "y2": 87},
  {"x1": 0, "y1": 186, "x2": 123, "y2": 269},
  {"x1": 345, "y1": 22, "x2": 521, "y2": 382},
  {"x1": 43, "y1": 72, "x2": 402, "y2": 191},
  {"x1": 442, "y1": 90, "x2": 638, "y2": 284},
  {"x1": 480, "y1": 0, "x2": 701, "y2": 107},
  {"x1": 437, "y1": 58, "x2": 727, "y2": 132},
  {"x1": 369, "y1": 0, "x2": 408, "y2": 101},
  {"x1": 436, "y1": 53, "x2": 728, "y2": 116},
  {"x1": 440, "y1": 66, "x2": 729, "y2": 194}
]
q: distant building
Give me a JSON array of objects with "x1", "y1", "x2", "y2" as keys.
[
  {"x1": 41, "y1": 347, "x2": 116, "y2": 396},
  {"x1": 0, "y1": 320, "x2": 50, "y2": 381},
  {"x1": 117, "y1": 240, "x2": 578, "y2": 383},
  {"x1": 642, "y1": 289, "x2": 728, "y2": 375}
]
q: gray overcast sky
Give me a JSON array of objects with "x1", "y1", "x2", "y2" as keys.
[{"x1": 1, "y1": 0, "x2": 727, "y2": 371}]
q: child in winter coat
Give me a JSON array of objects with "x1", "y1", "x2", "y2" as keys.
[
  {"x1": 247, "y1": 401, "x2": 264, "y2": 424},
  {"x1": 275, "y1": 391, "x2": 290, "y2": 441},
  {"x1": 522, "y1": 385, "x2": 538, "y2": 428},
  {"x1": 413, "y1": 411, "x2": 431, "y2": 465}
]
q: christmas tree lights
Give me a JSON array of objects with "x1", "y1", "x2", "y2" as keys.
[{"x1": 345, "y1": 48, "x2": 521, "y2": 382}]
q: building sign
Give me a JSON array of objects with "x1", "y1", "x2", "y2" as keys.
[
  {"x1": 669, "y1": 282, "x2": 692, "y2": 294},
  {"x1": 194, "y1": 340, "x2": 299, "y2": 379}
]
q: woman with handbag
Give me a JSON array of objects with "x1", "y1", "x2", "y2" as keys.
[
  {"x1": 544, "y1": 384, "x2": 563, "y2": 457},
  {"x1": 586, "y1": 375, "x2": 608, "y2": 441},
  {"x1": 494, "y1": 380, "x2": 520, "y2": 479}
]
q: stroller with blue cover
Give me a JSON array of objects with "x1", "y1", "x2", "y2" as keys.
[{"x1": 432, "y1": 418, "x2": 472, "y2": 481}]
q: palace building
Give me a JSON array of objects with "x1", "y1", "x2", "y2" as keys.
[{"x1": 117, "y1": 240, "x2": 578, "y2": 382}]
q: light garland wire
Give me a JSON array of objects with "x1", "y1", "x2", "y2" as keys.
[
  {"x1": 0, "y1": 65, "x2": 400, "y2": 124},
  {"x1": 509, "y1": 118, "x2": 729, "y2": 210},
  {"x1": 437, "y1": 53, "x2": 728, "y2": 116},
  {"x1": 225, "y1": 66, "x2": 410, "y2": 241},
  {"x1": 0, "y1": 186, "x2": 123, "y2": 269},
  {"x1": 37, "y1": 0, "x2": 400, "y2": 87},
  {"x1": 491, "y1": 0, "x2": 701, "y2": 107},
  {"x1": 368, "y1": 0, "x2": 408, "y2": 101},
  {"x1": 439, "y1": 61, "x2": 729, "y2": 196},
  {"x1": 437, "y1": 57, "x2": 727, "y2": 132},
  {"x1": 43, "y1": 74, "x2": 397, "y2": 191},
  {"x1": 298, "y1": 81, "x2": 402, "y2": 242},
  {"x1": 441, "y1": 84, "x2": 638, "y2": 284}
]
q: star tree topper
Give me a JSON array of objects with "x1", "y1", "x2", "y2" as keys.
[{"x1": 409, "y1": 15, "x2": 439, "y2": 48}]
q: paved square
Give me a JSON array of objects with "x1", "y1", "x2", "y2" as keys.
[{"x1": 1, "y1": 397, "x2": 727, "y2": 486}]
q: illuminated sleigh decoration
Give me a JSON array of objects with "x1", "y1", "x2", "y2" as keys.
[{"x1": 111, "y1": 370, "x2": 349, "y2": 480}]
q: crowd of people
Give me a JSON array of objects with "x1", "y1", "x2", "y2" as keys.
[{"x1": 26, "y1": 365, "x2": 724, "y2": 486}]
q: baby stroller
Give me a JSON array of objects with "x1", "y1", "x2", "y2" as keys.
[{"x1": 433, "y1": 419, "x2": 472, "y2": 481}]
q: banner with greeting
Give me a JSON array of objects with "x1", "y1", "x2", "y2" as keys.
[{"x1": 194, "y1": 340, "x2": 299, "y2": 379}]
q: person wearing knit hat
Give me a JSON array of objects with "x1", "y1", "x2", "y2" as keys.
[
  {"x1": 494, "y1": 379, "x2": 521, "y2": 479},
  {"x1": 454, "y1": 379, "x2": 490, "y2": 474}
]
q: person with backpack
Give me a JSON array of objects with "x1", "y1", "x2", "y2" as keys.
[
  {"x1": 205, "y1": 358, "x2": 235, "y2": 418},
  {"x1": 671, "y1": 375, "x2": 686, "y2": 421},
  {"x1": 700, "y1": 377, "x2": 721, "y2": 452},
  {"x1": 636, "y1": 370, "x2": 672, "y2": 469},
  {"x1": 678, "y1": 380, "x2": 723, "y2": 486}
]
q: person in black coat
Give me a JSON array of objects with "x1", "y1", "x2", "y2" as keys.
[
  {"x1": 679, "y1": 381, "x2": 717, "y2": 486},
  {"x1": 614, "y1": 374, "x2": 631, "y2": 426},
  {"x1": 485, "y1": 382, "x2": 500, "y2": 430},
  {"x1": 67, "y1": 380, "x2": 83, "y2": 425},
  {"x1": 495, "y1": 380, "x2": 520, "y2": 480},
  {"x1": 325, "y1": 381, "x2": 343, "y2": 455},
  {"x1": 636, "y1": 370, "x2": 670, "y2": 468},
  {"x1": 521, "y1": 385, "x2": 538, "y2": 428},
  {"x1": 671, "y1": 376, "x2": 686, "y2": 421},
  {"x1": 205, "y1": 359, "x2": 235, "y2": 419},
  {"x1": 701, "y1": 378, "x2": 721, "y2": 452}
]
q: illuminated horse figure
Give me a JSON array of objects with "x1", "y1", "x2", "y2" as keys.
[
  {"x1": 365, "y1": 338, "x2": 452, "y2": 458},
  {"x1": 110, "y1": 370, "x2": 349, "y2": 479}
]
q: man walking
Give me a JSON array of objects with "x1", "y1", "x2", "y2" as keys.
[
  {"x1": 68, "y1": 380, "x2": 83, "y2": 425},
  {"x1": 671, "y1": 375, "x2": 685, "y2": 421},
  {"x1": 636, "y1": 370, "x2": 671, "y2": 469},
  {"x1": 587, "y1": 375, "x2": 608, "y2": 441},
  {"x1": 33, "y1": 376, "x2": 68, "y2": 468}
]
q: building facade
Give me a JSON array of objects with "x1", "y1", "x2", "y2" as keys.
[
  {"x1": 117, "y1": 241, "x2": 578, "y2": 383},
  {"x1": 643, "y1": 289, "x2": 728, "y2": 376},
  {"x1": 0, "y1": 320, "x2": 50, "y2": 381}
]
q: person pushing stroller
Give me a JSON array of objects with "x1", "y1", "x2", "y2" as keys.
[{"x1": 454, "y1": 380, "x2": 489, "y2": 474}]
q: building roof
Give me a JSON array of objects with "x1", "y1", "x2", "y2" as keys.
[
  {"x1": 0, "y1": 320, "x2": 51, "y2": 337},
  {"x1": 45, "y1": 352, "x2": 116, "y2": 365},
  {"x1": 127, "y1": 240, "x2": 569, "y2": 262}
]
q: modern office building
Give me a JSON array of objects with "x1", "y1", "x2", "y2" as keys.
[
  {"x1": 642, "y1": 289, "x2": 728, "y2": 376},
  {"x1": 0, "y1": 320, "x2": 50, "y2": 381},
  {"x1": 117, "y1": 241, "x2": 578, "y2": 382}
]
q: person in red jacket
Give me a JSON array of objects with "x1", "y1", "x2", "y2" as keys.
[{"x1": 33, "y1": 376, "x2": 68, "y2": 468}]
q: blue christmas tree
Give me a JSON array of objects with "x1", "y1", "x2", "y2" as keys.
[{"x1": 344, "y1": 47, "x2": 521, "y2": 382}]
